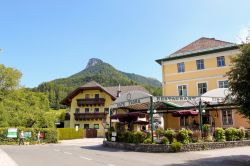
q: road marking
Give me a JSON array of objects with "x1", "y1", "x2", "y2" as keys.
[
  {"x1": 80, "y1": 156, "x2": 92, "y2": 161},
  {"x1": 64, "y1": 152, "x2": 72, "y2": 155},
  {"x1": 54, "y1": 149, "x2": 60, "y2": 152}
]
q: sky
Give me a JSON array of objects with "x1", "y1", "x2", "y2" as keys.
[{"x1": 0, "y1": 0, "x2": 250, "y2": 88}]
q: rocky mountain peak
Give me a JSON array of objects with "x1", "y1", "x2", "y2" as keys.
[{"x1": 85, "y1": 58, "x2": 103, "y2": 69}]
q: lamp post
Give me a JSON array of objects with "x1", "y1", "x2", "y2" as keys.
[
  {"x1": 150, "y1": 96, "x2": 154, "y2": 143},
  {"x1": 198, "y1": 98, "x2": 203, "y2": 132}
]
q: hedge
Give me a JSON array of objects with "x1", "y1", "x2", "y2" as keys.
[
  {"x1": 0, "y1": 127, "x2": 58, "y2": 145},
  {"x1": 57, "y1": 128, "x2": 84, "y2": 140}
]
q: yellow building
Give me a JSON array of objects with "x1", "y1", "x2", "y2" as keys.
[
  {"x1": 61, "y1": 81, "x2": 148, "y2": 137},
  {"x1": 156, "y1": 37, "x2": 250, "y2": 129}
]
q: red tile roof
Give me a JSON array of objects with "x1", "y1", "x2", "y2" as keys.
[{"x1": 170, "y1": 37, "x2": 234, "y2": 57}]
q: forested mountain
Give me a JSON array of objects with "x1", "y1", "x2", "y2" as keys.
[{"x1": 34, "y1": 58, "x2": 162, "y2": 109}]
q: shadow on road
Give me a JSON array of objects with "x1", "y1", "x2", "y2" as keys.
[
  {"x1": 167, "y1": 155, "x2": 250, "y2": 166},
  {"x1": 80, "y1": 144, "x2": 129, "y2": 152}
]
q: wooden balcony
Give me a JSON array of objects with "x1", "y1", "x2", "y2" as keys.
[
  {"x1": 77, "y1": 98, "x2": 105, "y2": 106},
  {"x1": 74, "y1": 113, "x2": 107, "y2": 121}
]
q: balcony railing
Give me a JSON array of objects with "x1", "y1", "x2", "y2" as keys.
[
  {"x1": 77, "y1": 98, "x2": 105, "y2": 106},
  {"x1": 74, "y1": 112, "x2": 107, "y2": 121}
]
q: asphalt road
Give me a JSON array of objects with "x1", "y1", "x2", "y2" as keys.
[{"x1": 1, "y1": 139, "x2": 250, "y2": 166}]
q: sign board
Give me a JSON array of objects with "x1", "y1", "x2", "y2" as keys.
[
  {"x1": 7, "y1": 128, "x2": 17, "y2": 138},
  {"x1": 111, "y1": 137, "x2": 116, "y2": 142},
  {"x1": 112, "y1": 132, "x2": 117, "y2": 137},
  {"x1": 24, "y1": 132, "x2": 32, "y2": 138}
]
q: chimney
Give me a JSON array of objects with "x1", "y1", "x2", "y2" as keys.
[{"x1": 116, "y1": 84, "x2": 121, "y2": 97}]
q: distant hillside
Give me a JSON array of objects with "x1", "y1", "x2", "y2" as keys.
[{"x1": 34, "y1": 58, "x2": 161, "y2": 109}]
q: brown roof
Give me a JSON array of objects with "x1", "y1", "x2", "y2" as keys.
[
  {"x1": 60, "y1": 81, "x2": 149, "y2": 106},
  {"x1": 170, "y1": 37, "x2": 234, "y2": 57}
]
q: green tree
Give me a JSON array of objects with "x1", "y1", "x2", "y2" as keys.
[
  {"x1": 227, "y1": 43, "x2": 250, "y2": 119},
  {"x1": 0, "y1": 64, "x2": 22, "y2": 100}
]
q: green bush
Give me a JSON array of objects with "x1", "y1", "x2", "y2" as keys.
[
  {"x1": 170, "y1": 141, "x2": 183, "y2": 152},
  {"x1": 156, "y1": 127, "x2": 165, "y2": 137},
  {"x1": 214, "y1": 127, "x2": 225, "y2": 142},
  {"x1": 236, "y1": 127, "x2": 245, "y2": 140},
  {"x1": 0, "y1": 127, "x2": 58, "y2": 144},
  {"x1": 225, "y1": 127, "x2": 238, "y2": 141},
  {"x1": 143, "y1": 137, "x2": 152, "y2": 144},
  {"x1": 57, "y1": 128, "x2": 84, "y2": 140},
  {"x1": 161, "y1": 136, "x2": 169, "y2": 144},
  {"x1": 133, "y1": 131, "x2": 146, "y2": 144},
  {"x1": 177, "y1": 129, "x2": 190, "y2": 144},
  {"x1": 164, "y1": 129, "x2": 176, "y2": 143}
]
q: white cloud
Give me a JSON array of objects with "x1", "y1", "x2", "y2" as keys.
[{"x1": 236, "y1": 26, "x2": 250, "y2": 44}]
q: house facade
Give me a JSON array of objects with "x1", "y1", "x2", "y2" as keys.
[
  {"x1": 61, "y1": 81, "x2": 148, "y2": 137},
  {"x1": 156, "y1": 37, "x2": 250, "y2": 129}
]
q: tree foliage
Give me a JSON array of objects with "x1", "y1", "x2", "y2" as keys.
[
  {"x1": 0, "y1": 64, "x2": 53, "y2": 128},
  {"x1": 227, "y1": 43, "x2": 250, "y2": 119}
]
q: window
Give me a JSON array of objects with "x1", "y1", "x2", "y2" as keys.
[
  {"x1": 85, "y1": 94, "x2": 90, "y2": 99},
  {"x1": 104, "y1": 108, "x2": 109, "y2": 114},
  {"x1": 218, "y1": 80, "x2": 229, "y2": 88},
  {"x1": 177, "y1": 62, "x2": 185, "y2": 73},
  {"x1": 178, "y1": 85, "x2": 187, "y2": 96},
  {"x1": 95, "y1": 94, "x2": 99, "y2": 99},
  {"x1": 196, "y1": 59, "x2": 205, "y2": 70},
  {"x1": 198, "y1": 83, "x2": 207, "y2": 95},
  {"x1": 85, "y1": 108, "x2": 90, "y2": 113},
  {"x1": 222, "y1": 109, "x2": 233, "y2": 125},
  {"x1": 84, "y1": 124, "x2": 89, "y2": 129},
  {"x1": 94, "y1": 108, "x2": 99, "y2": 113},
  {"x1": 217, "y1": 56, "x2": 225, "y2": 67},
  {"x1": 75, "y1": 108, "x2": 80, "y2": 113},
  {"x1": 180, "y1": 117, "x2": 188, "y2": 127},
  {"x1": 94, "y1": 124, "x2": 99, "y2": 129}
]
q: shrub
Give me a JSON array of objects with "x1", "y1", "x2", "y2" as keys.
[
  {"x1": 203, "y1": 124, "x2": 211, "y2": 132},
  {"x1": 204, "y1": 135, "x2": 213, "y2": 142},
  {"x1": 127, "y1": 131, "x2": 134, "y2": 143},
  {"x1": 225, "y1": 127, "x2": 238, "y2": 141},
  {"x1": 214, "y1": 127, "x2": 225, "y2": 142},
  {"x1": 192, "y1": 130, "x2": 202, "y2": 143},
  {"x1": 177, "y1": 129, "x2": 190, "y2": 144},
  {"x1": 161, "y1": 136, "x2": 169, "y2": 144},
  {"x1": 164, "y1": 129, "x2": 176, "y2": 143},
  {"x1": 133, "y1": 131, "x2": 146, "y2": 144},
  {"x1": 170, "y1": 141, "x2": 183, "y2": 152},
  {"x1": 236, "y1": 127, "x2": 245, "y2": 140},
  {"x1": 143, "y1": 137, "x2": 152, "y2": 144},
  {"x1": 57, "y1": 128, "x2": 84, "y2": 140},
  {"x1": 156, "y1": 127, "x2": 165, "y2": 137}
]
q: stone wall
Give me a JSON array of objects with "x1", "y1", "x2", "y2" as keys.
[{"x1": 103, "y1": 140, "x2": 250, "y2": 153}]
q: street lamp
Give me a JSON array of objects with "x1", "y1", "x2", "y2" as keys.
[
  {"x1": 196, "y1": 98, "x2": 206, "y2": 132},
  {"x1": 147, "y1": 96, "x2": 156, "y2": 143}
]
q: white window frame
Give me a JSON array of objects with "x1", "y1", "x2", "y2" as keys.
[
  {"x1": 197, "y1": 82, "x2": 208, "y2": 96},
  {"x1": 196, "y1": 59, "x2": 205, "y2": 70},
  {"x1": 177, "y1": 84, "x2": 188, "y2": 96},
  {"x1": 221, "y1": 109, "x2": 234, "y2": 126},
  {"x1": 217, "y1": 80, "x2": 229, "y2": 88},
  {"x1": 217, "y1": 56, "x2": 226, "y2": 67},
  {"x1": 177, "y1": 62, "x2": 185, "y2": 73}
]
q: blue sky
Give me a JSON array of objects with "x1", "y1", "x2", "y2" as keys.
[{"x1": 0, "y1": 0, "x2": 249, "y2": 88}]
